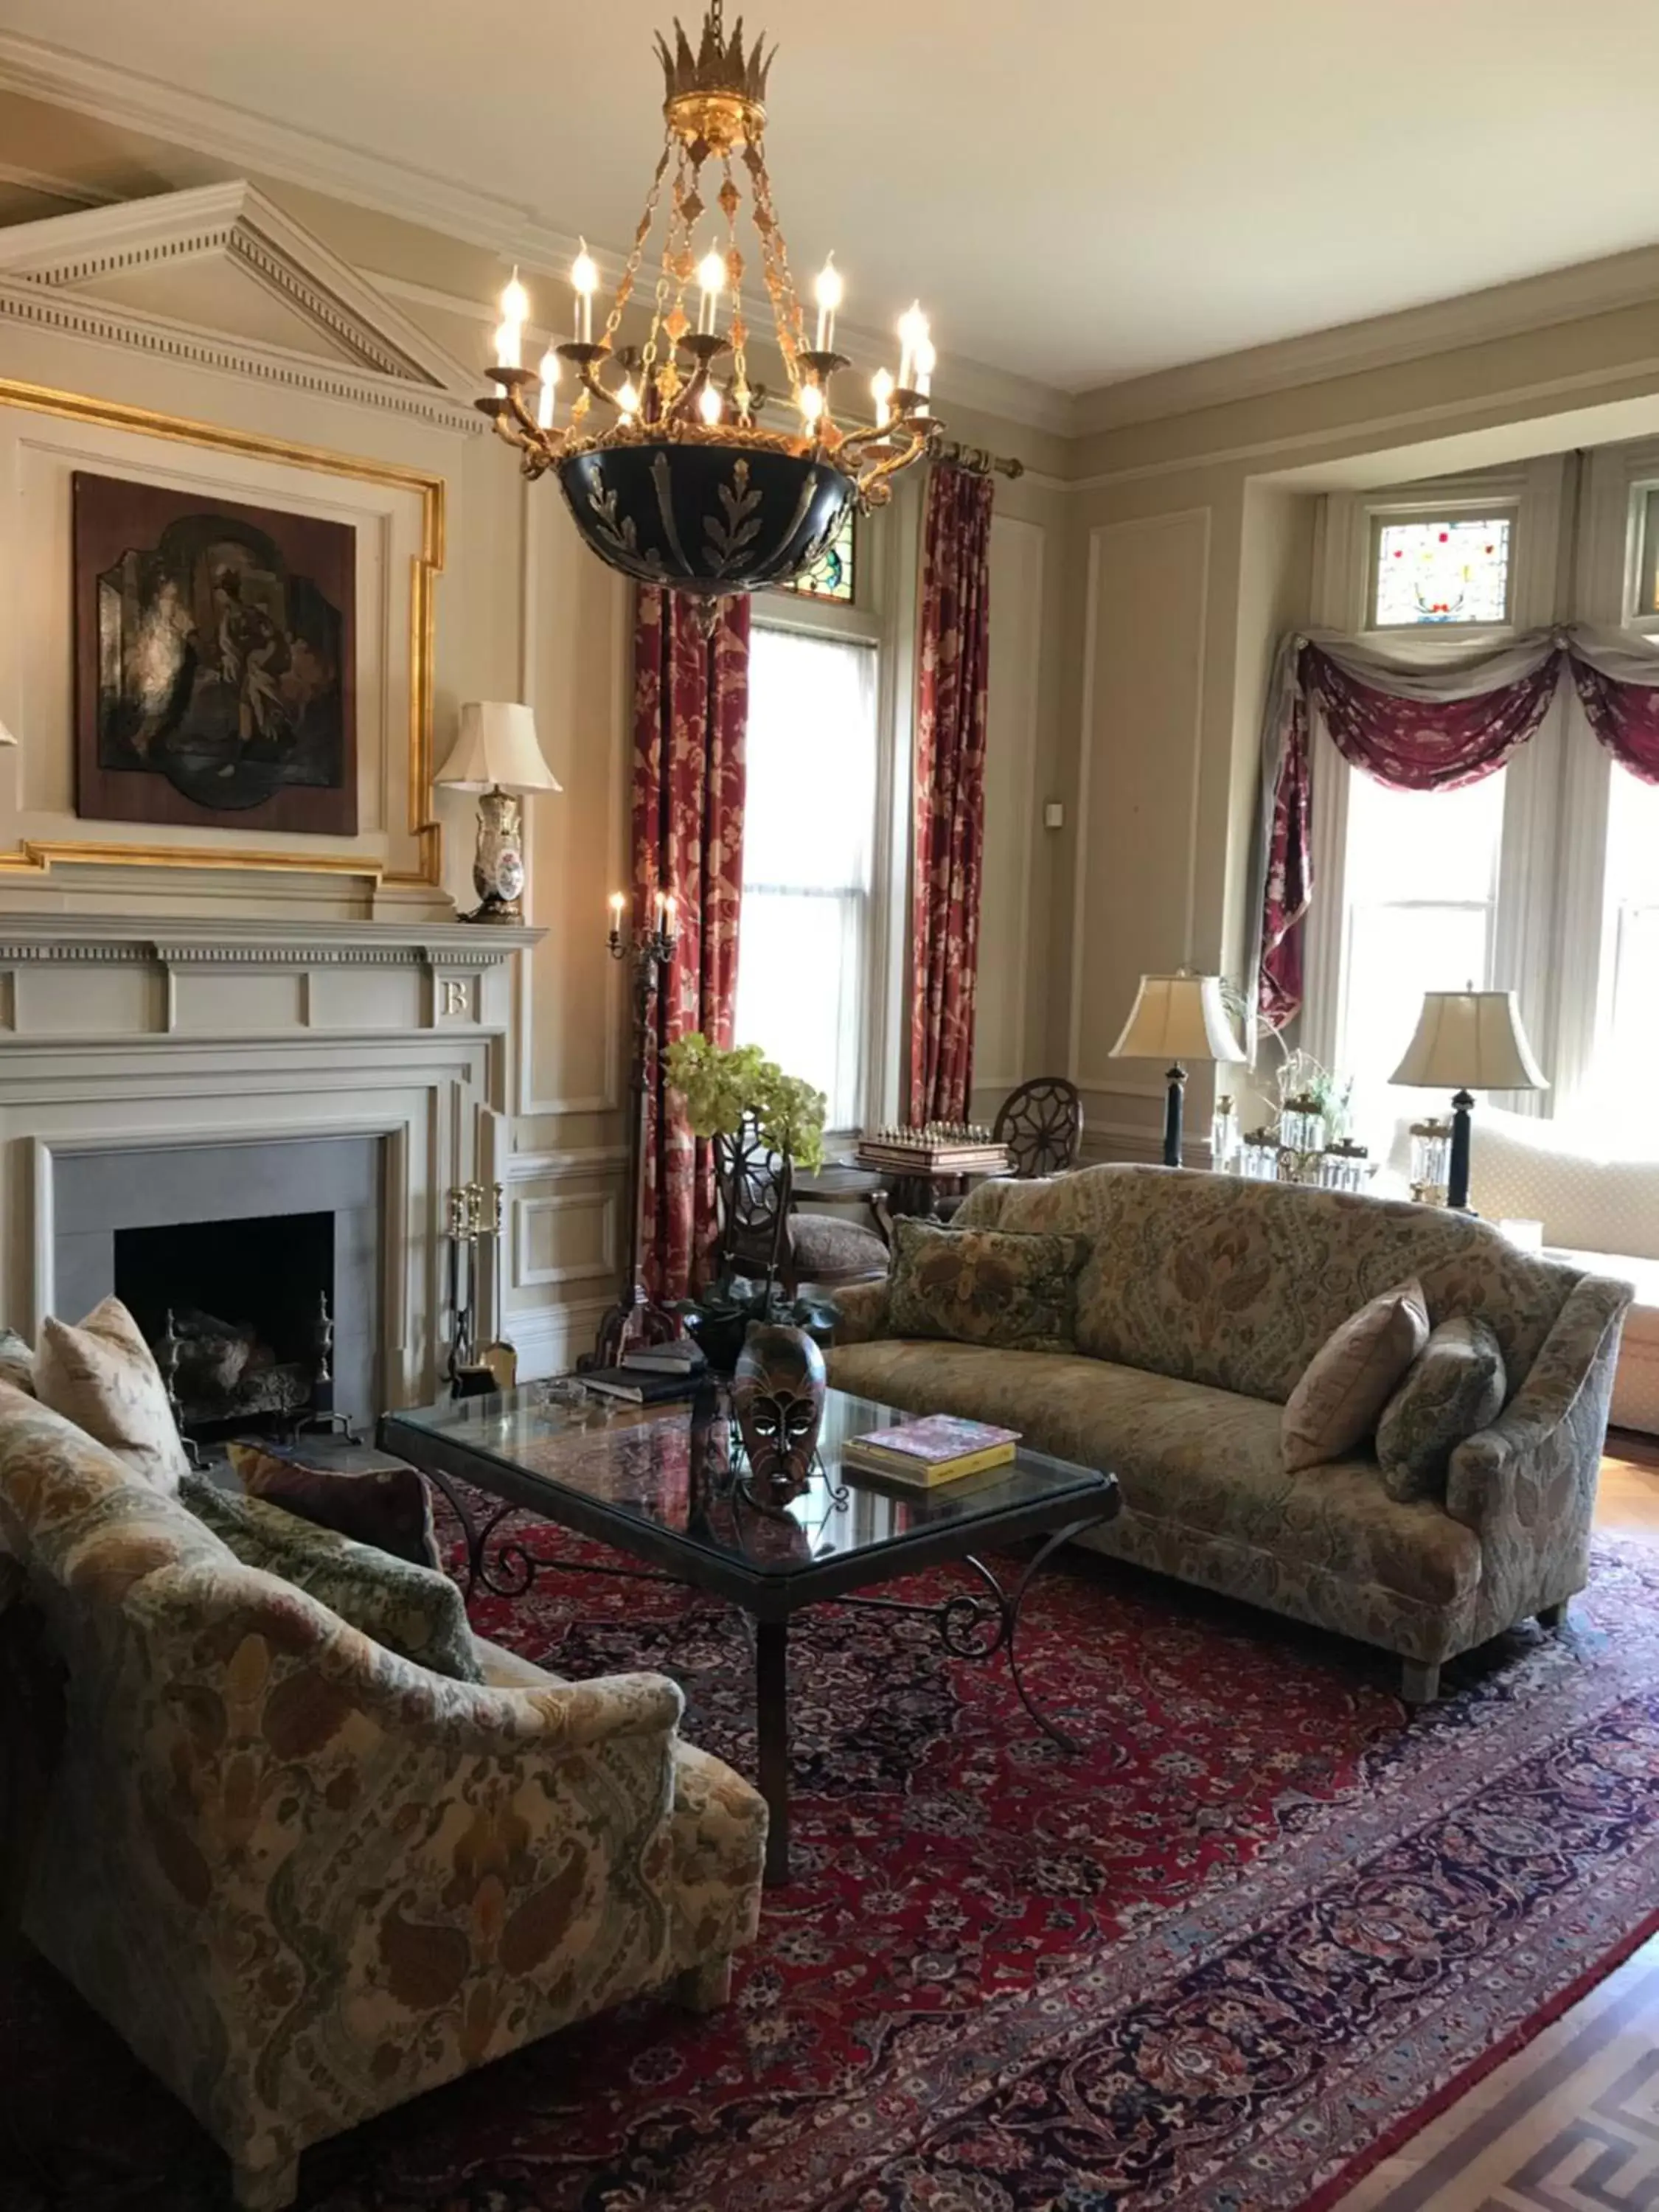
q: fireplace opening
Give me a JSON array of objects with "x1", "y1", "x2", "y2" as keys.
[{"x1": 115, "y1": 1211, "x2": 335, "y2": 1436}]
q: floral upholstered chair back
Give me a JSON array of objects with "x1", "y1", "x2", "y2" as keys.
[{"x1": 956, "y1": 1165, "x2": 1582, "y2": 1406}]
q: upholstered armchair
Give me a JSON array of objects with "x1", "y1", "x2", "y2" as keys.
[{"x1": 0, "y1": 1389, "x2": 766, "y2": 2210}]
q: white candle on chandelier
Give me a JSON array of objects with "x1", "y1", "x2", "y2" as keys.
[
  {"x1": 914, "y1": 337, "x2": 936, "y2": 402},
  {"x1": 698, "y1": 381, "x2": 723, "y2": 427},
  {"x1": 608, "y1": 891, "x2": 625, "y2": 940},
  {"x1": 897, "y1": 301, "x2": 929, "y2": 392},
  {"x1": 798, "y1": 382, "x2": 824, "y2": 432},
  {"x1": 871, "y1": 367, "x2": 896, "y2": 423},
  {"x1": 493, "y1": 320, "x2": 521, "y2": 372},
  {"x1": 616, "y1": 375, "x2": 641, "y2": 420},
  {"x1": 499, "y1": 267, "x2": 530, "y2": 327},
  {"x1": 813, "y1": 254, "x2": 842, "y2": 352},
  {"x1": 571, "y1": 240, "x2": 599, "y2": 345},
  {"x1": 662, "y1": 891, "x2": 678, "y2": 936},
  {"x1": 535, "y1": 344, "x2": 560, "y2": 430},
  {"x1": 697, "y1": 246, "x2": 726, "y2": 337}
]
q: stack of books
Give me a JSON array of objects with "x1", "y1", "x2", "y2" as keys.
[
  {"x1": 583, "y1": 1339, "x2": 707, "y2": 1404},
  {"x1": 841, "y1": 1415, "x2": 1020, "y2": 1487}
]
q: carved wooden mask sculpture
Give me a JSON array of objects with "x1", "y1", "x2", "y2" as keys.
[{"x1": 732, "y1": 1323, "x2": 826, "y2": 1498}]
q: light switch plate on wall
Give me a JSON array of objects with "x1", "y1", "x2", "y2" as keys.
[{"x1": 1043, "y1": 800, "x2": 1064, "y2": 830}]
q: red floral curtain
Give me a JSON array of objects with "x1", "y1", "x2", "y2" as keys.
[
  {"x1": 909, "y1": 465, "x2": 994, "y2": 1124},
  {"x1": 632, "y1": 588, "x2": 750, "y2": 1301},
  {"x1": 1254, "y1": 627, "x2": 1659, "y2": 1027}
]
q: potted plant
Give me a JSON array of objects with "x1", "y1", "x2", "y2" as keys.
[{"x1": 664, "y1": 1035, "x2": 836, "y2": 1371}]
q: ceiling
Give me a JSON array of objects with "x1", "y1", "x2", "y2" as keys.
[{"x1": 4, "y1": 0, "x2": 1659, "y2": 397}]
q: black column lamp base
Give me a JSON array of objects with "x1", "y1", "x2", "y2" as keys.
[
  {"x1": 1161, "y1": 1062, "x2": 1188, "y2": 1169},
  {"x1": 1447, "y1": 1088, "x2": 1475, "y2": 1212}
]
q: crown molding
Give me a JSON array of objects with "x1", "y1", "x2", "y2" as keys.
[
  {"x1": 1071, "y1": 242, "x2": 1659, "y2": 437},
  {"x1": 0, "y1": 159, "x2": 116, "y2": 210},
  {"x1": 0, "y1": 33, "x2": 1079, "y2": 441}
]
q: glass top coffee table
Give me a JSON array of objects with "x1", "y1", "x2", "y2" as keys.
[{"x1": 380, "y1": 1382, "x2": 1119, "y2": 1885}]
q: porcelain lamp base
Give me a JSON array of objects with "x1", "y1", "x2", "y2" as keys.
[{"x1": 462, "y1": 786, "x2": 526, "y2": 925}]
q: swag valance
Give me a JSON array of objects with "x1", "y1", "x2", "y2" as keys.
[{"x1": 1253, "y1": 623, "x2": 1659, "y2": 1030}]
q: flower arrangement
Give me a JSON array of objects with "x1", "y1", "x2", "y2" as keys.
[
  {"x1": 664, "y1": 1034, "x2": 828, "y2": 1173},
  {"x1": 664, "y1": 1033, "x2": 836, "y2": 1368}
]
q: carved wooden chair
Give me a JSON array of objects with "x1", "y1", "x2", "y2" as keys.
[
  {"x1": 994, "y1": 1075, "x2": 1085, "y2": 1180},
  {"x1": 713, "y1": 1118, "x2": 888, "y2": 1295}
]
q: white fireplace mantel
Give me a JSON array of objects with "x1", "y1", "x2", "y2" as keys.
[{"x1": 0, "y1": 912, "x2": 549, "y2": 1404}]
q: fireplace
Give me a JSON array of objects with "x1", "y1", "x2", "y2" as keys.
[
  {"x1": 116, "y1": 1209, "x2": 338, "y2": 1434},
  {"x1": 54, "y1": 1135, "x2": 383, "y2": 1436}
]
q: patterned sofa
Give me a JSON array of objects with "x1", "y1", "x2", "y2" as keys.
[
  {"x1": 830, "y1": 1166, "x2": 1632, "y2": 1702},
  {"x1": 0, "y1": 1387, "x2": 766, "y2": 2211}
]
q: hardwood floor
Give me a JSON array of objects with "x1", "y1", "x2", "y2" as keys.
[{"x1": 1332, "y1": 1429, "x2": 1659, "y2": 2210}]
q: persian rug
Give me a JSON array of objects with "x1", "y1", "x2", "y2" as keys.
[{"x1": 6, "y1": 1526, "x2": 1659, "y2": 2212}]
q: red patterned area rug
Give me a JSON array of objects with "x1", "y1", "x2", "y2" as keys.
[{"x1": 7, "y1": 1528, "x2": 1659, "y2": 2212}]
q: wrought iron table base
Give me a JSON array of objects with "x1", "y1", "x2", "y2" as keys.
[{"x1": 421, "y1": 1463, "x2": 1101, "y2": 1887}]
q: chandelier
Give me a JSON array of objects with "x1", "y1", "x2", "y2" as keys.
[{"x1": 480, "y1": 1, "x2": 939, "y2": 602}]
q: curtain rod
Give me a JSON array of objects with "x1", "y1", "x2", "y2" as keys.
[{"x1": 931, "y1": 437, "x2": 1026, "y2": 481}]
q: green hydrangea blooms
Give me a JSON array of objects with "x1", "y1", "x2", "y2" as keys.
[{"x1": 664, "y1": 1033, "x2": 828, "y2": 1171}]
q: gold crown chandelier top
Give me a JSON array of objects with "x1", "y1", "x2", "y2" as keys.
[
  {"x1": 656, "y1": 7, "x2": 773, "y2": 155},
  {"x1": 479, "y1": 0, "x2": 939, "y2": 601}
]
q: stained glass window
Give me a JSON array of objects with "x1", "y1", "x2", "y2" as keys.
[
  {"x1": 1371, "y1": 516, "x2": 1513, "y2": 628},
  {"x1": 776, "y1": 507, "x2": 855, "y2": 603}
]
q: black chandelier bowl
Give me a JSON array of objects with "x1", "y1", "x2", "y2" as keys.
[{"x1": 557, "y1": 440, "x2": 855, "y2": 597}]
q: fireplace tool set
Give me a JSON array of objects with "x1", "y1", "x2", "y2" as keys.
[{"x1": 447, "y1": 1181, "x2": 515, "y2": 1395}]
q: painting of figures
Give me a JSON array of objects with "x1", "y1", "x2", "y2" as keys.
[{"x1": 72, "y1": 472, "x2": 358, "y2": 833}]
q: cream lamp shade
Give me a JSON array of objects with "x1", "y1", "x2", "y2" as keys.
[
  {"x1": 1110, "y1": 973, "x2": 1247, "y2": 1066},
  {"x1": 1389, "y1": 991, "x2": 1547, "y2": 1093},
  {"x1": 435, "y1": 701, "x2": 561, "y2": 794}
]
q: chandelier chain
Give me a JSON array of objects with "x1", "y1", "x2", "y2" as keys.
[
  {"x1": 741, "y1": 139, "x2": 804, "y2": 390},
  {"x1": 603, "y1": 140, "x2": 673, "y2": 346}
]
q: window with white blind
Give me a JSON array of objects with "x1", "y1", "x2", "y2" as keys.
[
  {"x1": 734, "y1": 625, "x2": 880, "y2": 1133},
  {"x1": 1337, "y1": 768, "x2": 1509, "y2": 1139},
  {"x1": 1585, "y1": 761, "x2": 1659, "y2": 1134}
]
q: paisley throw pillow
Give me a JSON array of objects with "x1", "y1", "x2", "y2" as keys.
[
  {"x1": 35, "y1": 1296, "x2": 188, "y2": 1496},
  {"x1": 1377, "y1": 1316, "x2": 1507, "y2": 1503},
  {"x1": 1281, "y1": 1277, "x2": 1430, "y2": 1472},
  {"x1": 182, "y1": 1470, "x2": 482, "y2": 1683},
  {"x1": 887, "y1": 1219, "x2": 1091, "y2": 1354}
]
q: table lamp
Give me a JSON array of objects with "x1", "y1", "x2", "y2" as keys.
[
  {"x1": 1389, "y1": 989, "x2": 1548, "y2": 1211},
  {"x1": 434, "y1": 701, "x2": 562, "y2": 925},
  {"x1": 1110, "y1": 970, "x2": 1246, "y2": 1168}
]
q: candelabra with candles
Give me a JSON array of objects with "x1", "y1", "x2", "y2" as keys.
[{"x1": 588, "y1": 888, "x2": 684, "y2": 1369}]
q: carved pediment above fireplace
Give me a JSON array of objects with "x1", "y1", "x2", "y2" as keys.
[{"x1": 0, "y1": 180, "x2": 483, "y2": 428}]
